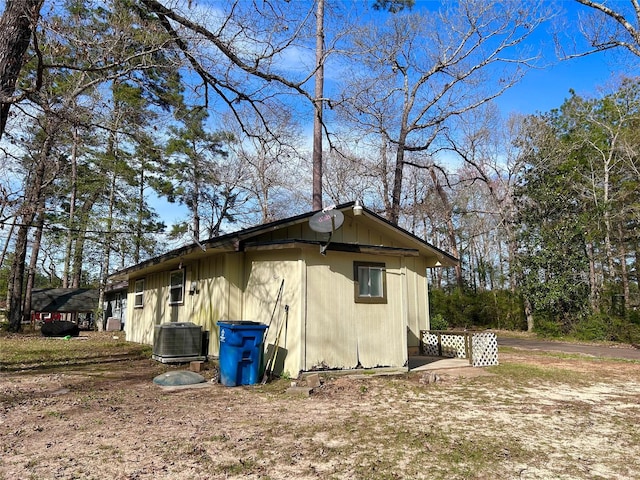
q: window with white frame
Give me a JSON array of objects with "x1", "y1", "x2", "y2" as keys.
[
  {"x1": 134, "y1": 279, "x2": 144, "y2": 308},
  {"x1": 353, "y1": 261, "x2": 387, "y2": 304},
  {"x1": 169, "y1": 270, "x2": 185, "y2": 305}
]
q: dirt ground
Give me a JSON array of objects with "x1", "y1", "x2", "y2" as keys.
[{"x1": 2, "y1": 334, "x2": 640, "y2": 480}]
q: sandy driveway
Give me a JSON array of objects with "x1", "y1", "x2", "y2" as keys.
[{"x1": 2, "y1": 334, "x2": 640, "y2": 479}]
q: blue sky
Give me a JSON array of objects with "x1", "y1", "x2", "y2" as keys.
[
  {"x1": 315, "y1": 0, "x2": 640, "y2": 121},
  {"x1": 497, "y1": 40, "x2": 637, "y2": 117},
  {"x1": 157, "y1": 0, "x2": 640, "y2": 232},
  {"x1": 494, "y1": 1, "x2": 640, "y2": 116},
  {"x1": 6, "y1": 0, "x2": 635, "y2": 240}
]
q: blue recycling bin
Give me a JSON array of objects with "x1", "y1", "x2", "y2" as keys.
[{"x1": 217, "y1": 321, "x2": 268, "y2": 386}]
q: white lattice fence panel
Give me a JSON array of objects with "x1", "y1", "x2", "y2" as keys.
[
  {"x1": 440, "y1": 334, "x2": 466, "y2": 358},
  {"x1": 421, "y1": 333, "x2": 440, "y2": 356},
  {"x1": 471, "y1": 332, "x2": 499, "y2": 366},
  {"x1": 420, "y1": 332, "x2": 467, "y2": 358}
]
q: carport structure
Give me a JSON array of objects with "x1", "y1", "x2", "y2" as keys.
[{"x1": 30, "y1": 288, "x2": 99, "y2": 329}]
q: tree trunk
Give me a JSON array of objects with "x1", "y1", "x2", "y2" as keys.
[
  {"x1": 70, "y1": 190, "x2": 100, "y2": 288},
  {"x1": 618, "y1": 223, "x2": 630, "y2": 312},
  {"x1": 602, "y1": 155, "x2": 616, "y2": 283},
  {"x1": 380, "y1": 137, "x2": 392, "y2": 215},
  {"x1": 63, "y1": 128, "x2": 79, "y2": 288},
  {"x1": 312, "y1": 0, "x2": 324, "y2": 210},
  {"x1": 70, "y1": 234, "x2": 84, "y2": 288},
  {"x1": 585, "y1": 240, "x2": 598, "y2": 310},
  {"x1": 8, "y1": 222, "x2": 30, "y2": 331},
  {"x1": 22, "y1": 206, "x2": 45, "y2": 324},
  {"x1": 496, "y1": 236, "x2": 506, "y2": 290},
  {"x1": 192, "y1": 180, "x2": 200, "y2": 241},
  {"x1": 2, "y1": 217, "x2": 17, "y2": 311},
  {"x1": 0, "y1": 216, "x2": 16, "y2": 269},
  {"x1": 0, "y1": 0, "x2": 44, "y2": 139},
  {"x1": 429, "y1": 168, "x2": 463, "y2": 288},
  {"x1": 469, "y1": 242, "x2": 479, "y2": 291},
  {"x1": 97, "y1": 170, "x2": 118, "y2": 332},
  {"x1": 389, "y1": 130, "x2": 408, "y2": 224},
  {"x1": 524, "y1": 296, "x2": 535, "y2": 332},
  {"x1": 134, "y1": 169, "x2": 144, "y2": 264},
  {"x1": 604, "y1": 213, "x2": 616, "y2": 283},
  {"x1": 635, "y1": 242, "x2": 640, "y2": 295},
  {"x1": 8, "y1": 125, "x2": 56, "y2": 331},
  {"x1": 507, "y1": 229, "x2": 518, "y2": 292},
  {"x1": 387, "y1": 54, "x2": 413, "y2": 225}
]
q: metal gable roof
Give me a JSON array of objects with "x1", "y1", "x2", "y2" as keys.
[
  {"x1": 108, "y1": 202, "x2": 458, "y2": 281},
  {"x1": 31, "y1": 288, "x2": 99, "y2": 313}
]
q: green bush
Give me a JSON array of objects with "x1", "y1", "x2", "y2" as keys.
[
  {"x1": 429, "y1": 286, "x2": 640, "y2": 344},
  {"x1": 571, "y1": 314, "x2": 609, "y2": 341},
  {"x1": 429, "y1": 287, "x2": 526, "y2": 331},
  {"x1": 567, "y1": 314, "x2": 640, "y2": 343},
  {"x1": 532, "y1": 316, "x2": 564, "y2": 338},
  {"x1": 628, "y1": 309, "x2": 640, "y2": 325},
  {"x1": 606, "y1": 316, "x2": 640, "y2": 344},
  {"x1": 429, "y1": 313, "x2": 449, "y2": 331}
]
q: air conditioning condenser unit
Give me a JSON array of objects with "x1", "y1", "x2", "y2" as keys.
[{"x1": 152, "y1": 322, "x2": 207, "y2": 363}]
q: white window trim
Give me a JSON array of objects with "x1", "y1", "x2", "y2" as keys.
[
  {"x1": 169, "y1": 269, "x2": 185, "y2": 305},
  {"x1": 134, "y1": 279, "x2": 144, "y2": 308}
]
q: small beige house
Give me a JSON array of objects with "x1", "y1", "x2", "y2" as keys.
[{"x1": 108, "y1": 202, "x2": 456, "y2": 375}]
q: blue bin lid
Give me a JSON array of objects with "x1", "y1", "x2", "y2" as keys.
[{"x1": 217, "y1": 321, "x2": 268, "y2": 329}]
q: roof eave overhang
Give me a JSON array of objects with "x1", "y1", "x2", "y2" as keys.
[
  {"x1": 108, "y1": 202, "x2": 458, "y2": 281},
  {"x1": 244, "y1": 239, "x2": 420, "y2": 257}
]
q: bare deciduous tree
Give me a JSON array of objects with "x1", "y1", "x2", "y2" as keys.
[
  {"x1": 225, "y1": 106, "x2": 305, "y2": 224},
  {"x1": 336, "y1": 0, "x2": 553, "y2": 224},
  {"x1": 571, "y1": 0, "x2": 640, "y2": 58},
  {"x1": 443, "y1": 105, "x2": 524, "y2": 291},
  {"x1": 136, "y1": 0, "x2": 354, "y2": 210}
]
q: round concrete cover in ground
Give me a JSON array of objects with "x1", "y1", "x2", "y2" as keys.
[{"x1": 153, "y1": 371, "x2": 206, "y2": 386}]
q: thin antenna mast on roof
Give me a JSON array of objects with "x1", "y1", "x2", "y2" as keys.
[{"x1": 191, "y1": 233, "x2": 206, "y2": 252}]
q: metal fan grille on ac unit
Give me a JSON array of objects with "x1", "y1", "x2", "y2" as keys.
[{"x1": 152, "y1": 322, "x2": 206, "y2": 363}]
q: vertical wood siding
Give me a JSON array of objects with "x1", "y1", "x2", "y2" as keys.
[
  {"x1": 123, "y1": 210, "x2": 437, "y2": 373},
  {"x1": 242, "y1": 251, "x2": 302, "y2": 376},
  {"x1": 124, "y1": 253, "x2": 243, "y2": 357},
  {"x1": 304, "y1": 251, "x2": 407, "y2": 370},
  {"x1": 403, "y1": 256, "x2": 430, "y2": 353}
]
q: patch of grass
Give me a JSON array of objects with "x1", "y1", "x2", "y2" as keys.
[
  {"x1": 254, "y1": 377, "x2": 296, "y2": 395},
  {"x1": 208, "y1": 433, "x2": 230, "y2": 442},
  {"x1": 98, "y1": 444, "x2": 124, "y2": 462},
  {"x1": 431, "y1": 433, "x2": 529, "y2": 478},
  {"x1": 215, "y1": 458, "x2": 259, "y2": 476},
  {"x1": 0, "y1": 333, "x2": 151, "y2": 373},
  {"x1": 24, "y1": 458, "x2": 39, "y2": 469},
  {"x1": 499, "y1": 345, "x2": 640, "y2": 363},
  {"x1": 182, "y1": 442, "x2": 213, "y2": 463},
  {"x1": 295, "y1": 407, "x2": 532, "y2": 480},
  {"x1": 46, "y1": 410, "x2": 66, "y2": 419},
  {"x1": 487, "y1": 361, "x2": 593, "y2": 386}
]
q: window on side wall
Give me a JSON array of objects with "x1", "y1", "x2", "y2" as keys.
[
  {"x1": 354, "y1": 261, "x2": 387, "y2": 304},
  {"x1": 134, "y1": 279, "x2": 144, "y2": 308},
  {"x1": 169, "y1": 270, "x2": 185, "y2": 305}
]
